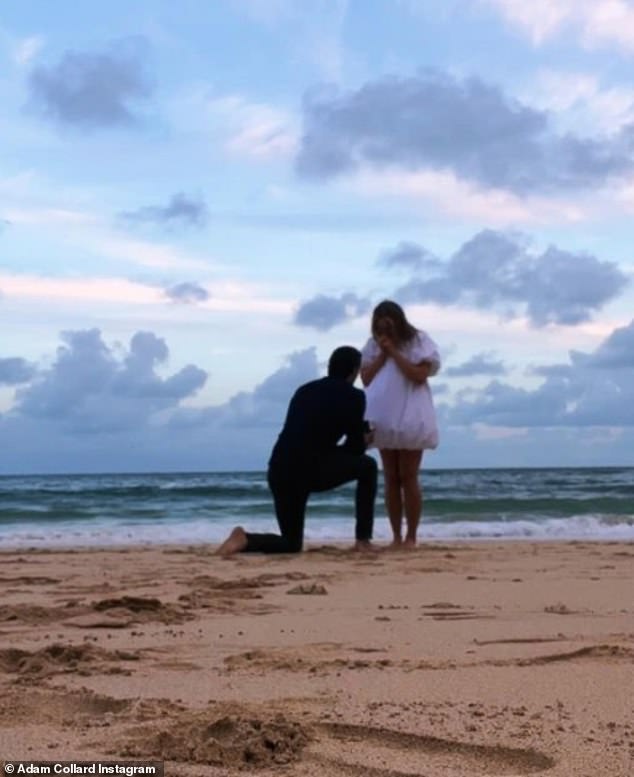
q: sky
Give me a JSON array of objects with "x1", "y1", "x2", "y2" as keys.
[{"x1": 1, "y1": 0, "x2": 634, "y2": 474}]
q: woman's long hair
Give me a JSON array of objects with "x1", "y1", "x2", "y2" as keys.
[{"x1": 371, "y1": 300, "x2": 417, "y2": 344}]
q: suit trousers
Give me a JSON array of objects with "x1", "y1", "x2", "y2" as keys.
[{"x1": 244, "y1": 450, "x2": 377, "y2": 553}]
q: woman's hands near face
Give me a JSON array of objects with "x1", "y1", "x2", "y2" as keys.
[
  {"x1": 375, "y1": 317, "x2": 396, "y2": 354},
  {"x1": 377, "y1": 334, "x2": 396, "y2": 354}
]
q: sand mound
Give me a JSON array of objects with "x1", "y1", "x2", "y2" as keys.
[
  {"x1": 94, "y1": 595, "x2": 164, "y2": 613},
  {"x1": 224, "y1": 644, "x2": 393, "y2": 673},
  {"x1": 287, "y1": 583, "x2": 328, "y2": 595},
  {"x1": 0, "y1": 603, "x2": 64, "y2": 624},
  {"x1": 92, "y1": 596, "x2": 191, "y2": 624},
  {"x1": 177, "y1": 574, "x2": 297, "y2": 615},
  {"x1": 186, "y1": 572, "x2": 309, "y2": 594},
  {"x1": 0, "y1": 575, "x2": 60, "y2": 585},
  {"x1": 515, "y1": 643, "x2": 634, "y2": 666},
  {"x1": 0, "y1": 685, "x2": 185, "y2": 727},
  {"x1": 0, "y1": 642, "x2": 139, "y2": 680},
  {"x1": 120, "y1": 713, "x2": 309, "y2": 768}
]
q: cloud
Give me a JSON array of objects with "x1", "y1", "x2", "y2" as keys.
[
  {"x1": 445, "y1": 352, "x2": 508, "y2": 377},
  {"x1": 189, "y1": 92, "x2": 299, "y2": 159},
  {"x1": 3, "y1": 207, "x2": 94, "y2": 227},
  {"x1": 13, "y1": 35, "x2": 44, "y2": 66},
  {"x1": 12, "y1": 329, "x2": 207, "y2": 433},
  {"x1": 448, "y1": 380, "x2": 566, "y2": 427},
  {"x1": 482, "y1": 0, "x2": 634, "y2": 52},
  {"x1": 198, "y1": 347, "x2": 320, "y2": 430},
  {"x1": 0, "y1": 271, "x2": 291, "y2": 315},
  {"x1": 350, "y1": 168, "x2": 590, "y2": 226},
  {"x1": 220, "y1": 99, "x2": 299, "y2": 160},
  {"x1": 394, "y1": 229, "x2": 628, "y2": 327},
  {"x1": 164, "y1": 282, "x2": 210, "y2": 304},
  {"x1": 27, "y1": 39, "x2": 152, "y2": 128},
  {"x1": 296, "y1": 71, "x2": 634, "y2": 195},
  {"x1": 480, "y1": 0, "x2": 576, "y2": 45},
  {"x1": 3, "y1": 326, "x2": 633, "y2": 472},
  {"x1": 521, "y1": 70, "x2": 634, "y2": 137},
  {"x1": 0, "y1": 357, "x2": 36, "y2": 386},
  {"x1": 574, "y1": 319, "x2": 634, "y2": 368},
  {"x1": 0, "y1": 339, "x2": 321, "y2": 472},
  {"x1": 0, "y1": 335, "x2": 318, "y2": 473},
  {"x1": 0, "y1": 273, "x2": 163, "y2": 305},
  {"x1": 378, "y1": 241, "x2": 442, "y2": 272},
  {"x1": 92, "y1": 235, "x2": 212, "y2": 271},
  {"x1": 293, "y1": 292, "x2": 371, "y2": 331},
  {"x1": 120, "y1": 193, "x2": 209, "y2": 230},
  {"x1": 446, "y1": 319, "x2": 634, "y2": 428}
]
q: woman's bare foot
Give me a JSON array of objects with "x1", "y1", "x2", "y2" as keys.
[
  {"x1": 216, "y1": 526, "x2": 248, "y2": 556},
  {"x1": 389, "y1": 538, "x2": 403, "y2": 550},
  {"x1": 403, "y1": 537, "x2": 417, "y2": 549}
]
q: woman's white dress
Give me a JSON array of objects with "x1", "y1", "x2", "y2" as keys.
[{"x1": 361, "y1": 331, "x2": 441, "y2": 450}]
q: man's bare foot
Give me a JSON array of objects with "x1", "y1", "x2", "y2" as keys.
[
  {"x1": 388, "y1": 538, "x2": 403, "y2": 550},
  {"x1": 403, "y1": 537, "x2": 417, "y2": 549},
  {"x1": 216, "y1": 526, "x2": 248, "y2": 556},
  {"x1": 354, "y1": 540, "x2": 380, "y2": 553}
]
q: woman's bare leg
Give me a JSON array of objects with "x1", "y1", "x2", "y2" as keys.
[
  {"x1": 398, "y1": 450, "x2": 423, "y2": 547},
  {"x1": 379, "y1": 449, "x2": 403, "y2": 545}
]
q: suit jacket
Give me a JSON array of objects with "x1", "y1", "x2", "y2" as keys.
[{"x1": 268, "y1": 376, "x2": 366, "y2": 474}]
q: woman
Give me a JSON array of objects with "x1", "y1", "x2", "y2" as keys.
[{"x1": 361, "y1": 300, "x2": 440, "y2": 548}]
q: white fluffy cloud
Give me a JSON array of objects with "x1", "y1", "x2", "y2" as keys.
[{"x1": 483, "y1": 0, "x2": 634, "y2": 51}]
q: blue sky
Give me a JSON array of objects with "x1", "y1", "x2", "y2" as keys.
[{"x1": 2, "y1": 0, "x2": 634, "y2": 473}]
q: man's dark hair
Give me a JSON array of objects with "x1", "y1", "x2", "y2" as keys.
[{"x1": 328, "y1": 346, "x2": 361, "y2": 379}]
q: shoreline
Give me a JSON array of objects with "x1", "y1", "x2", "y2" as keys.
[
  {"x1": 1, "y1": 540, "x2": 632, "y2": 775},
  {"x1": 1, "y1": 534, "x2": 632, "y2": 554}
]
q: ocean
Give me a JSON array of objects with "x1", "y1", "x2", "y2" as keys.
[{"x1": 0, "y1": 467, "x2": 633, "y2": 550}]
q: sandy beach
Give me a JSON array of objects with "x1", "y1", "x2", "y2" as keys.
[{"x1": 0, "y1": 540, "x2": 632, "y2": 776}]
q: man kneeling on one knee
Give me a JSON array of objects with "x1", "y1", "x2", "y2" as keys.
[{"x1": 217, "y1": 346, "x2": 378, "y2": 555}]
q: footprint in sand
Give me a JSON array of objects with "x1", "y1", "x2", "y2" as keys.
[
  {"x1": 0, "y1": 686, "x2": 184, "y2": 727},
  {"x1": 286, "y1": 583, "x2": 328, "y2": 595},
  {"x1": 308, "y1": 722, "x2": 555, "y2": 776},
  {"x1": 116, "y1": 712, "x2": 555, "y2": 776},
  {"x1": 0, "y1": 575, "x2": 60, "y2": 586},
  {"x1": 421, "y1": 602, "x2": 493, "y2": 621},
  {"x1": 514, "y1": 644, "x2": 634, "y2": 666}
]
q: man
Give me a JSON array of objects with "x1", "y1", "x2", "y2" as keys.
[{"x1": 217, "y1": 346, "x2": 378, "y2": 555}]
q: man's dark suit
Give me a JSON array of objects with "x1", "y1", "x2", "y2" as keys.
[{"x1": 244, "y1": 376, "x2": 378, "y2": 553}]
